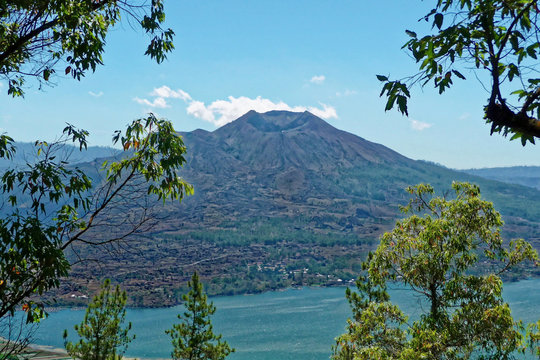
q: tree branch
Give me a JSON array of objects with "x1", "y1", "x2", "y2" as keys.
[{"x1": 0, "y1": 1, "x2": 112, "y2": 68}]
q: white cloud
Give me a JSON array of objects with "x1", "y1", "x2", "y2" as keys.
[
  {"x1": 133, "y1": 86, "x2": 192, "y2": 109},
  {"x1": 310, "y1": 75, "x2": 326, "y2": 84},
  {"x1": 336, "y1": 89, "x2": 358, "y2": 97},
  {"x1": 308, "y1": 103, "x2": 338, "y2": 120},
  {"x1": 134, "y1": 85, "x2": 338, "y2": 127},
  {"x1": 133, "y1": 96, "x2": 169, "y2": 108},
  {"x1": 88, "y1": 91, "x2": 103, "y2": 98},
  {"x1": 186, "y1": 100, "x2": 216, "y2": 124},
  {"x1": 150, "y1": 86, "x2": 191, "y2": 101},
  {"x1": 410, "y1": 119, "x2": 432, "y2": 131},
  {"x1": 186, "y1": 95, "x2": 338, "y2": 127}
]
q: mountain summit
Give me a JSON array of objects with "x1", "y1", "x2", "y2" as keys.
[{"x1": 182, "y1": 110, "x2": 409, "y2": 173}]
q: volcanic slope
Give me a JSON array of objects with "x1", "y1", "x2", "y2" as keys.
[
  {"x1": 64, "y1": 110, "x2": 540, "y2": 305},
  {"x1": 164, "y1": 110, "x2": 540, "y2": 237}
]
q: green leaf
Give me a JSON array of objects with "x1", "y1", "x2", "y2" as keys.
[
  {"x1": 397, "y1": 95, "x2": 408, "y2": 116},
  {"x1": 433, "y1": 13, "x2": 443, "y2": 30},
  {"x1": 452, "y1": 70, "x2": 466, "y2": 80},
  {"x1": 526, "y1": 43, "x2": 538, "y2": 59},
  {"x1": 510, "y1": 132, "x2": 522, "y2": 141},
  {"x1": 376, "y1": 75, "x2": 389, "y2": 82},
  {"x1": 405, "y1": 30, "x2": 417, "y2": 38},
  {"x1": 385, "y1": 94, "x2": 397, "y2": 112}
]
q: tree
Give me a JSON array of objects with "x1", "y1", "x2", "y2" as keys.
[
  {"x1": 1, "y1": 0, "x2": 174, "y2": 96},
  {"x1": 0, "y1": 0, "x2": 186, "y2": 352},
  {"x1": 0, "y1": 114, "x2": 192, "y2": 335},
  {"x1": 63, "y1": 279, "x2": 134, "y2": 360},
  {"x1": 333, "y1": 182, "x2": 539, "y2": 359},
  {"x1": 166, "y1": 272, "x2": 234, "y2": 360},
  {"x1": 379, "y1": 0, "x2": 540, "y2": 145}
]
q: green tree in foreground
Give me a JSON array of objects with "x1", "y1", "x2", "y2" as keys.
[
  {"x1": 167, "y1": 272, "x2": 234, "y2": 360},
  {"x1": 1, "y1": 0, "x2": 174, "y2": 96},
  {"x1": 379, "y1": 0, "x2": 540, "y2": 145},
  {"x1": 64, "y1": 279, "x2": 134, "y2": 360},
  {"x1": 0, "y1": 113, "x2": 192, "y2": 325},
  {"x1": 0, "y1": 0, "x2": 184, "y2": 331},
  {"x1": 1, "y1": 0, "x2": 183, "y2": 356},
  {"x1": 333, "y1": 182, "x2": 539, "y2": 359}
]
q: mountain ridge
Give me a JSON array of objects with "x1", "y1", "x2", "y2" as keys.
[{"x1": 462, "y1": 166, "x2": 540, "y2": 190}]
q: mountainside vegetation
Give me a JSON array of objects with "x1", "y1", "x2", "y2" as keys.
[{"x1": 51, "y1": 111, "x2": 540, "y2": 306}]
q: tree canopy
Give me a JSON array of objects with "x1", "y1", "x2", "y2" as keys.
[
  {"x1": 333, "y1": 182, "x2": 539, "y2": 359},
  {"x1": 0, "y1": 0, "x2": 174, "y2": 96},
  {"x1": 0, "y1": 0, "x2": 186, "y2": 328},
  {"x1": 379, "y1": 0, "x2": 540, "y2": 145}
]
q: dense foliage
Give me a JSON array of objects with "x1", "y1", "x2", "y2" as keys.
[
  {"x1": 0, "y1": 0, "x2": 173, "y2": 96},
  {"x1": 64, "y1": 279, "x2": 134, "y2": 360},
  {"x1": 333, "y1": 182, "x2": 539, "y2": 359},
  {"x1": 167, "y1": 272, "x2": 234, "y2": 360},
  {"x1": 379, "y1": 0, "x2": 540, "y2": 144}
]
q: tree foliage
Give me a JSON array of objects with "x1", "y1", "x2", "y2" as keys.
[
  {"x1": 0, "y1": 0, "x2": 185, "y2": 354},
  {"x1": 166, "y1": 272, "x2": 234, "y2": 360},
  {"x1": 379, "y1": 0, "x2": 540, "y2": 145},
  {"x1": 64, "y1": 279, "x2": 134, "y2": 360},
  {"x1": 0, "y1": 0, "x2": 174, "y2": 96},
  {"x1": 333, "y1": 182, "x2": 539, "y2": 359},
  {"x1": 0, "y1": 114, "x2": 192, "y2": 324}
]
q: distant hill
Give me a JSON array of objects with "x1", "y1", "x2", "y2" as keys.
[
  {"x1": 0, "y1": 141, "x2": 119, "y2": 170},
  {"x1": 53, "y1": 111, "x2": 540, "y2": 306},
  {"x1": 462, "y1": 166, "x2": 540, "y2": 190}
]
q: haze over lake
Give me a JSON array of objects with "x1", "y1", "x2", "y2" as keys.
[{"x1": 32, "y1": 279, "x2": 540, "y2": 360}]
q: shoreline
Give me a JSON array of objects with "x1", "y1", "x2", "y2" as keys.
[
  {"x1": 44, "y1": 274, "x2": 538, "y2": 311},
  {"x1": 5, "y1": 339, "x2": 161, "y2": 360},
  {"x1": 44, "y1": 283, "x2": 352, "y2": 312}
]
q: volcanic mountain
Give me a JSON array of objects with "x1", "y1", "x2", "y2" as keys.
[
  {"x1": 173, "y1": 110, "x2": 414, "y2": 229},
  {"x1": 162, "y1": 110, "x2": 540, "y2": 238},
  {"x1": 64, "y1": 110, "x2": 540, "y2": 305}
]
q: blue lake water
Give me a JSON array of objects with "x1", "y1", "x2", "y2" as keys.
[{"x1": 30, "y1": 279, "x2": 540, "y2": 359}]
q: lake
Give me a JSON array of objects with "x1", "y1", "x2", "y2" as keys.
[{"x1": 29, "y1": 279, "x2": 540, "y2": 359}]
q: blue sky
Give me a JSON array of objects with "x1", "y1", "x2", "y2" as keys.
[{"x1": 0, "y1": 1, "x2": 538, "y2": 169}]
